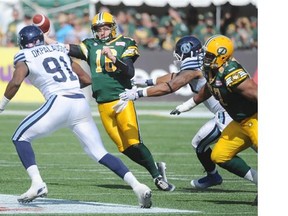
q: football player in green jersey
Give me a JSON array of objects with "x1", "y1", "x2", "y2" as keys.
[
  {"x1": 44, "y1": 12, "x2": 175, "y2": 191},
  {"x1": 189, "y1": 35, "x2": 258, "y2": 205}
]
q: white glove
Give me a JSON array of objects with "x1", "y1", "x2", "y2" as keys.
[
  {"x1": 132, "y1": 78, "x2": 155, "y2": 87},
  {"x1": 119, "y1": 86, "x2": 139, "y2": 101},
  {"x1": 0, "y1": 96, "x2": 10, "y2": 113},
  {"x1": 112, "y1": 99, "x2": 128, "y2": 113},
  {"x1": 170, "y1": 98, "x2": 197, "y2": 115}
]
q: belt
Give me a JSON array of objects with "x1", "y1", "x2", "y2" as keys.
[{"x1": 63, "y1": 93, "x2": 85, "y2": 99}]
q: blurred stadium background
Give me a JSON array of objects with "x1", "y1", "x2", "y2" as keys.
[{"x1": 0, "y1": 0, "x2": 257, "y2": 103}]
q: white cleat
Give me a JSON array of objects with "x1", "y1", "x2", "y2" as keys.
[
  {"x1": 155, "y1": 161, "x2": 175, "y2": 192},
  {"x1": 18, "y1": 182, "x2": 48, "y2": 203},
  {"x1": 133, "y1": 183, "x2": 152, "y2": 208}
]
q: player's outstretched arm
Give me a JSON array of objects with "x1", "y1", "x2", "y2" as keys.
[
  {"x1": 0, "y1": 62, "x2": 28, "y2": 112},
  {"x1": 119, "y1": 69, "x2": 202, "y2": 101},
  {"x1": 132, "y1": 73, "x2": 176, "y2": 87},
  {"x1": 145, "y1": 70, "x2": 202, "y2": 97}
]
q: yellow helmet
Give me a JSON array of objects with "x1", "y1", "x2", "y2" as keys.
[
  {"x1": 91, "y1": 12, "x2": 117, "y2": 42},
  {"x1": 203, "y1": 35, "x2": 234, "y2": 69}
]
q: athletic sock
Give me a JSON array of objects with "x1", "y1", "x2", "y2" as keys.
[
  {"x1": 123, "y1": 143, "x2": 159, "y2": 178},
  {"x1": 27, "y1": 165, "x2": 43, "y2": 184},
  {"x1": 99, "y1": 153, "x2": 129, "y2": 179},
  {"x1": 13, "y1": 140, "x2": 36, "y2": 169},
  {"x1": 123, "y1": 172, "x2": 140, "y2": 189},
  {"x1": 218, "y1": 156, "x2": 251, "y2": 177}
]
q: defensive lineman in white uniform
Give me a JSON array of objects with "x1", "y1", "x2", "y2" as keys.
[{"x1": 0, "y1": 25, "x2": 152, "y2": 208}]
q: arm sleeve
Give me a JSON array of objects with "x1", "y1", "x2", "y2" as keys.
[
  {"x1": 116, "y1": 57, "x2": 135, "y2": 79},
  {"x1": 69, "y1": 44, "x2": 86, "y2": 60}
]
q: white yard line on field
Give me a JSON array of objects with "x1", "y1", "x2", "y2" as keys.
[{"x1": 0, "y1": 194, "x2": 201, "y2": 215}]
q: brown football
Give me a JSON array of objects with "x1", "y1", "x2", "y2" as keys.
[{"x1": 32, "y1": 14, "x2": 50, "y2": 33}]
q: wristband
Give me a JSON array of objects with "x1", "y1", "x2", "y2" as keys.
[
  {"x1": 142, "y1": 88, "x2": 148, "y2": 97},
  {"x1": 146, "y1": 78, "x2": 157, "y2": 86},
  {"x1": 183, "y1": 97, "x2": 197, "y2": 109},
  {"x1": 0, "y1": 96, "x2": 10, "y2": 110},
  {"x1": 137, "y1": 88, "x2": 148, "y2": 97},
  {"x1": 146, "y1": 79, "x2": 154, "y2": 86}
]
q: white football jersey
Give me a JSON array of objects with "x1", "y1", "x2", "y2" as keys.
[{"x1": 14, "y1": 43, "x2": 81, "y2": 100}]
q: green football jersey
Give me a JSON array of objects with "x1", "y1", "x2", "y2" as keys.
[
  {"x1": 203, "y1": 57, "x2": 257, "y2": 122},
  {"x1": 79, "y1": 35, "x2": 139, "y2": 103}
]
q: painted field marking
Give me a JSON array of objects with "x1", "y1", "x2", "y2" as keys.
[{"x1": 0, "y1": 194, "x2": 201, "y2": 215}]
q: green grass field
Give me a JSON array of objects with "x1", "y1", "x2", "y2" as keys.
[{"x1": 0, "y1": 102, "x2": 257, "y2": 215}]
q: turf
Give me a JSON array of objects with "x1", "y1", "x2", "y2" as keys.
[{"x1": 0, "y1": 102, "x2": 257, "y2": 215}]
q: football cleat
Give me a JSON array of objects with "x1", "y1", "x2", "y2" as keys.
[
  {"x1": 156, "y1": 162, "x2": 167, "y2": 182},
  {"x1": 191, "y1": 171, "x2": 223, "y2": 189},
  {"x1": 18, "y1": 182, "x2": 48, "y2": 203},
  {"x1": 133, "y1": 183, "x2": 152, "y2": 208},
  {"x1": 154, "y1": 176, "x2": 175, "y2": 192}
]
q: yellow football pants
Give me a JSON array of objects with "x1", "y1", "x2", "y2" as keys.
[
  {"x1": 211, "y1": 113, "x2": 258, "y2": 163},
  {"x1": 97, "y1": 100, "x2": 141, "y2": 152}
]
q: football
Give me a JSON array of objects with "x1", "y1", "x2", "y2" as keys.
[{"x1": 32, "y1": 14, "x2": 50, "y2": 33}]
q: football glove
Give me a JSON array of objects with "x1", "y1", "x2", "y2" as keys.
[
  {"x1": 170, "y1": 98, "x2": 197, "y2": 115},
  {"x1": 132, "y1": 78, "x2": 155, "y2": 87},
  {"x1": 112, "y1": 99, "x2": 128, "y2": 113},
  {"x1": 0, "y1": 96, "x2": 10, "y2": 113},
  {"x1": 119, "y1": 86, "x2": 140, "y2": 101}
]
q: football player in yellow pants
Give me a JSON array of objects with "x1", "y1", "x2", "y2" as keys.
[
  {"x1": 120, "y1": 34, "x2": 258, "y2": 204},
  {"x1": 191, "y1": 35, "x2": 258, "y2": 205},
  {"x1": 44, "y1": 12, "x2": 175, "y2": 191}
]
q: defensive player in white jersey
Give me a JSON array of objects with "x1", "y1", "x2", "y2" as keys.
[
  {"x1": 0, "y1": 25, "x2": 152, "y2": 208},
  {"x1": 119, "y1": 36, "x2": 233, "y2": 189}
]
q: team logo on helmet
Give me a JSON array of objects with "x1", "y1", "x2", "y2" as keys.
[
  {"x1": 180, "y1": 43, "x2": 192, "y2": 54},
  {"x1": 217, "y1": 47, "x2": 227, "y2": 55}
]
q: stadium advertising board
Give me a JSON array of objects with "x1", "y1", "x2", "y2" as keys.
[{"x1": 0, "y1": 47, "x2": 257, "y2": 102}]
